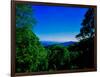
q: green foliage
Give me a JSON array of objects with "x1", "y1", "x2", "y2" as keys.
[
  {"x1": 16, "y1": 27, "x2": 48, "y2": 72},
  {"x1": 76, "y1": 8, "x2": 95, "y2": 40},
  {"x1": 47, "y1": 45, "x2": 71, "y2": 70},
  {"x1": 16, "y1": 3, "x2": 36, "y2": 30},
  {"x1": 75, "y1": 8, "x2": 95, "y2": 68},
  {"x1": 16, "y1": 3, "x2": 48, "y2": 73}
]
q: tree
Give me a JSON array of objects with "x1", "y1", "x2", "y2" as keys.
[
  {"x1": 16, "y1": 4, "x2": 48, "y2": 72},
  {"x1": 76, "y1": 8, "x2": 95, "y2": 40},
  {"x1": 47, "y1": 45, "x2": 70, "y2": 70},
  {"x1": 75, "y1": 8, "x2": 95, "y2": 68},
  {"x1": 16, "y1": 3, "x2": 36, "y2": 29}
]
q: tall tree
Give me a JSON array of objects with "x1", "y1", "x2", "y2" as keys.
[
  {"x1": 75, "y1": 8, "x2": 95, "y2": 68},
  {"x1": 16, "y1": 3, "x2": 48, "y2": 72}
]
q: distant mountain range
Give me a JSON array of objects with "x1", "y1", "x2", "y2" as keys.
[
  {"x1": 40, "y1": 41, "x2": 76, "y2": 47},
  {"x1": 58, "y1": 41, "x2": 76, "y2": 46}
]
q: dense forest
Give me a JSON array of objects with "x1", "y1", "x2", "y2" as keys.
[{"x1": 16, "y1": 4, "x2": 95, "y2": 73}]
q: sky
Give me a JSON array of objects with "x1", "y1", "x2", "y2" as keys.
[{"x1": 32, "y1": 5, "x2": 88, "y2": 42}]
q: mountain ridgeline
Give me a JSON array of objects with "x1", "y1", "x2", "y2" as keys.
[{"x1": 40, "y1": 41, "x2": 76, "y2": 47}]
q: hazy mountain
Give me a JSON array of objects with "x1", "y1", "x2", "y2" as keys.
[
  {"x1": 40, "y1": 41, "x2": 60, "y2": 46},
  {"x1": 59, "y1": 41, "x2": 76, "y2": 46},
  {"x1": 40, "y1": 41, "x2": 76, "y2": 47}
]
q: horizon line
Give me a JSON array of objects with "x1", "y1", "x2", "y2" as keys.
[{"x1": 39, "y1": 40, "x2": 78, "y2": 42}]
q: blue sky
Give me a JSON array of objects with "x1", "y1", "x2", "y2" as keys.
[{"x1": 32, "y1": 5, "x2": 88, "y2": 42}]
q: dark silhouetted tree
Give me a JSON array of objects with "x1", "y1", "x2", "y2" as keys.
[
  {"x1": 76, "y1": 8, "x2": 95, "y2": 40},
  {"x1": 75, "y1": 8, "x2": 95, "y2": 68}
]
